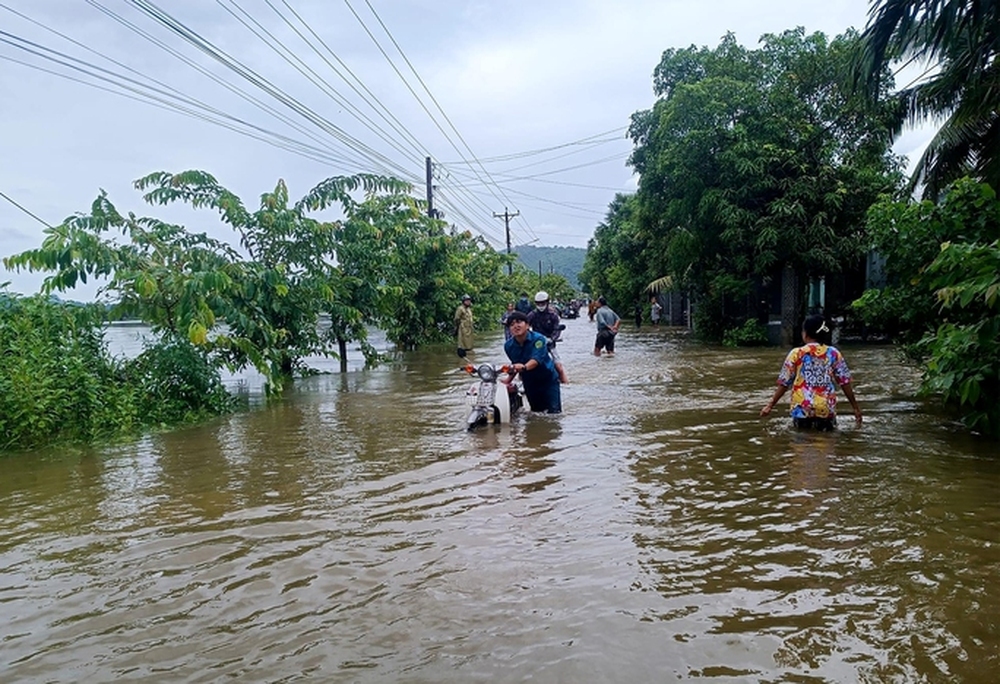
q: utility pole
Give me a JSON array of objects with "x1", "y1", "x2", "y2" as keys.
[
  {"x1": 425, "y1": 156, "x2": 435, "y2": 218},
  {"x1": 493, "y1": 207, "x2": 520, "y2": 275}
]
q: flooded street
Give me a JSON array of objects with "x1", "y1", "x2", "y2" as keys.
[{"x1": 2, "y1": 317, "x2": 998, "y2": 682}]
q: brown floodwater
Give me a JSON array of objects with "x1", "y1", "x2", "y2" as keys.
[{"x1": 1, "y1": 317, "x2": 998, "y2": 683}]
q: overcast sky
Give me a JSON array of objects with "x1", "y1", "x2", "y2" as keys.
[{"x1": 0, "y1": 0, "x2": 933, "y2": 297}]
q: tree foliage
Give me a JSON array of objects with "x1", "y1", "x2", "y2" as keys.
[
  {"x1": 580, "y1": 193, "x2": 652, "y2": 312},
  {"x1": 0, "y1": 290, "x2": 237, "y2": 452},
  {"x1": 610, "y1": 28, "x2": 903, "y2": 339},
  {"x1": 856, "y1": 0, "x2": 1000, "y2": 197},
  {"x1": 853, "y1": 178, "x2": 1000, "y2": 436},
  {"x1": 4, "y1": 170, "x2": 512, "y2": 389}
]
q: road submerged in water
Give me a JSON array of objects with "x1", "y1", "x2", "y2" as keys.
[{"x1": 2, "y1": 317, "x2": 998, "y2": 682}]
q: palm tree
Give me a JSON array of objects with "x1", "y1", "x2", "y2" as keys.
[{"x1": 856, "y1": 0, "x2": 1000, "y2": 198}]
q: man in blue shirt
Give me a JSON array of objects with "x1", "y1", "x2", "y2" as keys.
[{"x1": 503, "y1": 311, "x2": 561, "y2": 414}]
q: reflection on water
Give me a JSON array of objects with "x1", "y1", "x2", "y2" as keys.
[{"x1": 2, "y1": 320, "x2": 998, "y2": 682}]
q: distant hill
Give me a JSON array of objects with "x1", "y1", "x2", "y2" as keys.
[{"x1": 513, "y1": 245, "x2": 586, "y2": 290}]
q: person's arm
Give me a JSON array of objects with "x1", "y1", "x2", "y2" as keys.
[
  {"x1": 830, "y1": 350, "x2": 862, "y2": 425},
  {"x1": 760, "y1": 384, "x2": 788, "y2": 417},
  {"x1": 512, "y1": 337, "x2": 548, "y2": 374},
  {"x1": 840, "y1": 381, "x2": 863, "y2": 425}
]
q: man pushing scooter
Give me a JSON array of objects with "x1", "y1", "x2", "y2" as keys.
[{"x1": 503, "y1": 311, "x2": 561, "y2": 414}]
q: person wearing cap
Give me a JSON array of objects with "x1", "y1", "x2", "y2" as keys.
[
  {"x1": 503, "y1": 310, "x2": 561, "y2": 413},
  {"x1": 593, "y1": 296, "x2": 621, "y2": 356},
  {"x1": 760, "y1": 314, "x2": 862, "y2": 430},
  {"x1": 527, "y1": 291, "x2": 568, "y2": 383},
  {"x1": 454, "y1": 294, "x2": 474, "y2": 358}
]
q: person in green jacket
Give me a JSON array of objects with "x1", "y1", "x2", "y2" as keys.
[{"x1": 454, "y1": 294, "x2": 474, "y2": 358}]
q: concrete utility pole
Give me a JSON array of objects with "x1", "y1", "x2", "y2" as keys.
[
  {"x1": 425, "y1": 156, "x2": 435, "y2": 218},
  {"x1": 493, "y1": 207, "x2": 520, "y2": 275}
]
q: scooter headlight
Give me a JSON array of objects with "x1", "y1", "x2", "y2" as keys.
[{"x1": 476, "y1": 364, "x2": 497, "y2": 381}]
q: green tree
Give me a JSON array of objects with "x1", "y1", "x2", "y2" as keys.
[
  {"x1": 626, "y1": 29, "x2": 903, "y2": 339},
  {"x1": 581, "y1": 193, "x2": 651, "y2": 311},
  {"x1": 4, "y1": 171, "x2": 449, "y2": 386},
  {"x1": 138, "y1": 170, "x2": 417, "y2": 377},
  {"x1": 379, "y1": 225, "x2": 510, "y2": 351},
  {"x1": 853, "y1": 178, "x2": 1000, "y2": 436},
  {"x1": 0, "y1": 289, "x2": 237, "y2": 452},
  {"x1": 856, "y1": 0, "x2": 1000, "y2": 197}
]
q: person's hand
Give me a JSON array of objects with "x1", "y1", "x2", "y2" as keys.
[
  {"x1": 853, "y1": 408, "x2": 863, "y2": 426},
  {"x1": 760, "y1": 403, "x2": 773, "y2": 418}
]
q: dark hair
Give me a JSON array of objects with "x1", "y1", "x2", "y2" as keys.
[
  {"x1": 598, "y1": 296, "x2": 607, "y2": 305},
  {"x1": 803, "y1": 314, "x2": 832, "y2": 345},
  {"x1": 506, "y1": 311, "x2": 529, "y2": 326}
]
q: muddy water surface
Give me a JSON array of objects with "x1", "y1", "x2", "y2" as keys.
[{"x1": 1, "y1": 318, "x2": 998, "y2": 682}]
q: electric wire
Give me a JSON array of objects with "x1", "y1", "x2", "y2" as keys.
[
  {"x1": 347, "y1": 0, "x2": 538, "y2": 242},
  {"x1": 126, "y1": 0, "x2": 506, "y2": 240},
  {"x1": 365, "y1": 0, "x2": 542, "y2": 244},
  {"x1": 262, "y1": 0, "x2": 508, "y2": 241},
  {"x1": 216, "y1": 0, "x2": 427, "y2": 168},
  {"x1": 77, "y1": 0, "x2": 375, "y2": 166},
  {"x1": 1, "y1": 2, "x2": 624, "y2": 249},
  {"x1": 441, "y1": 164, "x2": 634, "y2": 192},
  {"x1": 0, "y1": 190, "x2": 51, "y2": 228},
  {"x1": 0, "y1": 32, "x2": 365, "y2": 170},
  {"x1": 126, "y1": 0, "x2": 419, "y2": 181},
  {"x1": 266, "y1": 0, "x2": 431, "y2": 162},
  {"x1": 440, "y1": 127, "x2": 626, "y2": 165}
]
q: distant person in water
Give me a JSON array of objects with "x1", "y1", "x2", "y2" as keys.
[
  {"x1": 515, "y1": 292, "x2": 533, "y2": 315},
  {"x1": 454, "y1": 294, "x2": 474, "y2": 358},
  {"x1": 760, "y1": 314, "x2": 862, "y2": 430},
  {"x1": 500, "y1": 302, "x2": 516, "y2": 341},
  {"x1": 592, "y1": 296, "x2": 621, "y2": 356}
]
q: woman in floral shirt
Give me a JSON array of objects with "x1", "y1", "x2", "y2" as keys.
[{"x1": 760, "y1": 315, "x2": 862, "y2": 430}]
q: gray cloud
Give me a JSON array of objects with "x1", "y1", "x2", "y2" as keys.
[{"x1": 0, "y1": 0, "x2": 928, "y2": 297}]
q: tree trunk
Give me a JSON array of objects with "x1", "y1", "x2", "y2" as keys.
[{"x1": 337, "y1": 337, "x2": 348, "y2": 373}]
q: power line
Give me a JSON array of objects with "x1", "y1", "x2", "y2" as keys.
[
  {"x1": 0, "y1": 190, "x2": 51, "y2": 228},
  {"x1": 440, "y1": 127, "x2": 626, "y2": 165},
  {"x1": 348, "y1": 0, "x2": 539, "y2": 243},
  {"x1": 0, "y1": 34, "x2": 363, "y2": 170},
  {"x1": 125, "y1": 0, "x2": 419, "y2": 180},
  {"x1": 216, "y1": 0, "x2": 427, "y2": 168},
  {"x1": 266, "y1": 0, "x2": 431, "y2": 161}
]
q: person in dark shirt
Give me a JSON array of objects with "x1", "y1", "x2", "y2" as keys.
[
  {"x1": 526, "y1": 291, "x2": 568, "y2": 383},
  {"x1": 514, "y1": 292, "x2": 532, "y2": 315},
  {"x1": 503, "y1": 311, "x2": 561, "y2": 413}
]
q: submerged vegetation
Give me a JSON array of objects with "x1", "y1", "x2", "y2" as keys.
[
  {"x1": 2, "y1": 171, "x2": 571, "y2": 453},
  {"x1": 0, "y1": 291, "x2": 238, "y2": 452}
]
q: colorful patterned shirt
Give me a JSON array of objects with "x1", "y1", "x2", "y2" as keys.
[{"x1": 776, "y1": 343, "x2": 852, "y2": 419}]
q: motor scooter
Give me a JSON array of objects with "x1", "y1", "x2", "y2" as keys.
[{"x1": 463, "y1": 362, "x2": 524, "y2": 430}]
